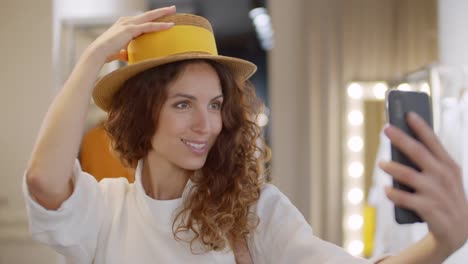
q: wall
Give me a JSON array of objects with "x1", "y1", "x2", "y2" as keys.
[
  {"x1": 0, "y1": 0, "x2": 58, "y2": 263},
  {"x1": 438, "y1": 0, "x2": 468, "y2": 67}
]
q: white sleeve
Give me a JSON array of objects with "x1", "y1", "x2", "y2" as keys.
[
  {"x1": 22, "y1": 159, "x2": 104, "y2": 262},
  {"x1": 251, "y1": 184, "x2": 374, "y2": 264}
]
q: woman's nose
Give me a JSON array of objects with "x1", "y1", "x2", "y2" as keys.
[{"x1": 192, "y1": 109, "x2": 210, "y2": 134}]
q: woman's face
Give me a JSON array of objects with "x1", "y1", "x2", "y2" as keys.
[{"x1": 149, "y1": 62, "x2": 223, "y2": 171}]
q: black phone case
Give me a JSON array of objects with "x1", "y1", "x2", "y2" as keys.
[{"x1": 387, "y1": 90, "x2": 433, "y2": 224}]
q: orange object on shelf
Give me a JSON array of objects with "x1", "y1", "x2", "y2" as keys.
[{"x1": 79, "y1": 125, "x2": 135, "y2": 183}]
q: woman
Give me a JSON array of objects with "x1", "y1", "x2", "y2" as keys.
[{"x1": 24, "y1": 6, "x2": 467, "y2": 263}]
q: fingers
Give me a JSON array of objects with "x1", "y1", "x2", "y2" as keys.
[
  {"x1": 407, "y1": 112, "x2": 460, "y2": 171},
  {"x1": 98, "y1": 7, "x2": 176, "y2": 65},
  {"x1": 382, "y1": 113, "x2": 468, "y2": 253},
  {"x1": 384, "y1": 124, "x2": 440, "y2": 173},
  {"x1": 385, "y1": 184, "x2": 453, "y2": 223},
  {"x1": 379, "y1": 161, "x2": 423, "y2": 190},
  {"x1": 103, "y1": 21, "x2": 174, "y2": 63},
  {"x1": 384, "y1": 124, "x2": 463, "y2": 189},
  {"x1": 131, "y1": 6, "x2": 176, "y2": 25},
  {"x1": 380, "y1": 159, "x2": 458, "y2": 225},
  {"x1": 386, "y1": 112, "x2": 462, "y2": 186},
  {"x1": 378, "y1": 159, "x2": 454, "y2": 198},
  {"x1": 385, "y1": 186, "x2": 424, "y2": 211},
  {"x1": 127, "y1": 22, "x2": 174, "y2": 38},
  {"x1": 385, "y1": 185, "x2": 438, "y2": 217}
]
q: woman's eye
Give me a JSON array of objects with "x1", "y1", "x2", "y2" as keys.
[
  {"x1": 209, "y1": 102, "x2": 222, "y2": 110},
  {"x1": 174, "y1": 102, "x2": 190, "y2": 109}
]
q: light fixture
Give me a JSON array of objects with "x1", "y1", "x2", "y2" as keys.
[
  {"x1": 348, "y1": 162, "x2": 364, "y2": 178},
  {"x1": 344, "y1": 81, "x2": 387, "y2": 256},
  {"x1": 347, "y1": 83, "x2": 363, "y2": 99},
  {"x1": 249, "y1": 7, "x2": 274, "y2": 50},
  {"x1": 420, "y1": 82, "x2": 431, "y2": 94},
  {"x1": 397, "y1": 83, "x2": 411, "y2": 91},
  {"x1": 348, "y1": 110, "x2": 363, "y2": 126},
  {"x1": 256, "y1": 112, "x2": 269, "y2": 127},
  {"x1": 347, "y1": 136, "x2": 363, "y2": 152},
  {"x1": 348, "y1": 214, "x2": 364, "y2": 230},
  {"x1": 372, "y1": 82, "x2": 388, "y2": 99},
  {"x1": 347, "y1": 188, "x2": 364, "y2": 205},
  {"x1": 347, "y1": 240, "x2": 364, "y2": 256}
]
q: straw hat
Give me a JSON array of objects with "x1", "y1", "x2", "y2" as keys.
[{"x1": 92, "y1": 13, "x2": 257, "y2": 112}]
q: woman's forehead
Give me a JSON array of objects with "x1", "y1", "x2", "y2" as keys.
[{"x1": 167, "y1": 62, "x2": 223, "y2": 97}]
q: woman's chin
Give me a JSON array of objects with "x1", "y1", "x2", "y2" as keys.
[{"x1": 178, "y1": 159, "x2": 207, "y2": 171}]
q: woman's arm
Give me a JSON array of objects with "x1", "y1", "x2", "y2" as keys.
[
  {"x1": 378, "y1": 112, "x2": 468, "y2": 263},
  {"x1": 379, "y1": 233, "x2": 450, "y2": 264},
  {"x1": 25, "y1": 6, "x2": 176, "y2": 210},
  {"x1": 26, "y1": 48, "x2": 106, "y2": 209}
]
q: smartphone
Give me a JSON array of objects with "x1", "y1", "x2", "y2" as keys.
[{"x1": 386, "y1": 90, "x2": 433, "y2": 224}]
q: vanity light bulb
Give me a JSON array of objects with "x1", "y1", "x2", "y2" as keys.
[
  {"x1": 373, "y1": 82, "x2": 388, "y2": 99},
  {"x1": 347, "y1": 188, "x2": 364, "y2": 205},
  {"x1": 348, "y1": 111, "x2": 363, "y2": 126},
  {"x1": 348, "y1": 136, "x2": 363, "y2": 152},
  {"x1": 347, "y1": 83, "x2": 363, "y2": 99},
  {"x1": 397, "y1": 83, "x2": 411, "y2": 91},
  {"x1": 420, "y1": 83, "x2": 431, "y2": 95},
  {"x1": 348, "y1": 214, "x2": 364, "y2": 230},
  {"x1": 348, "y1": 162, "x2": 364, "y2": 178},
  {"x1": 347, "y1": 240, "x2": 364, "y2": 256}
]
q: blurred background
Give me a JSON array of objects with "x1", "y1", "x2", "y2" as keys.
[{"x1": 1, "y1": 0, "x2": 468, "y2": 263}]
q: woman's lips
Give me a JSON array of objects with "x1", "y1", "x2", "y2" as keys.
[{"x1": 181, "y1": 139, "x2": 208, "y2": 154}]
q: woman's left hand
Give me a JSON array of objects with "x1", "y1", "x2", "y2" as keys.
[{"x1": 379, "y1": 112, "x2": 468, "y2": 256}]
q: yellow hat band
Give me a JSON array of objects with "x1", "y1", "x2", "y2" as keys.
[{"x1": 127, "y1": 25, "x2": 218, "y2": 64}]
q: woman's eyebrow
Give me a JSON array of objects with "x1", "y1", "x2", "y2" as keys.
[
  {"x1": 211, "y1": 95, "x2": 224, "y2": 101},
  {"x1": 169, "y1": 93, "x2": 223, "y2": 101},
  {"x1": 169, "y1": 93, "x2": 197, "y2": 100}
]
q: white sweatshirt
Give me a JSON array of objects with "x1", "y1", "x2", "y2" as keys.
[{"x1": 23, "y1": 160, "x2": 383, "y2": 264}]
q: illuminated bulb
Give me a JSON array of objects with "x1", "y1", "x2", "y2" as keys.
[
  {"x1": 347, "y1": 136, "x2": 363, "y2": 152},
  {"x1": 347, "y1": 188, "x2": 364, "y2": 204},
  {"x1": 347, "y1": 83, "x2": 363, "y2": 99},
  {"x1": 420, "y1": 82, "x2": 431, "y2": 95},
  {"x1": 397, "y1": 83, "x2": 411, "y2": 91},
  {"x1": 348, "y1": 110, "x2": 363, "y2": 126},
  {"x1": 373, "y1": 82, "x2": 388, "y2": 99},
  {"x1": 347, "y1": 240, "x2": 364, "y2": 256},
  {"x1": 348, "y1": 214, "x2": 364, "y2": 230},
  {"x1": 256, "y1": 112, "x2": 269, "y2": 127},
  {"x1": 348, "y1": 162, "x2": 364, "y2": 178}
]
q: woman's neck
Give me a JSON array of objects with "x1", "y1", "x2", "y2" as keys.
[{"x1": 141, "y1": 155, "x2": 191, "y2": 200}]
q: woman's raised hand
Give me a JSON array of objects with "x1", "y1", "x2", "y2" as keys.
[
  {"x1": 380, "y1": 112, "x2": 468, "y2": 257},
  {"x1": 88, "y1": 6, "x2": 176, "y2": 63}
]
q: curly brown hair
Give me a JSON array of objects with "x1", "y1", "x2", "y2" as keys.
[{"x1": 105, "y1": 59, "x2": 269, "y2": 252}]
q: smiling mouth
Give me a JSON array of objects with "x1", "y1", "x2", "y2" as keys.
[{"x1": 181, "y1": 139, "x2": 208, "y2": 152}]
